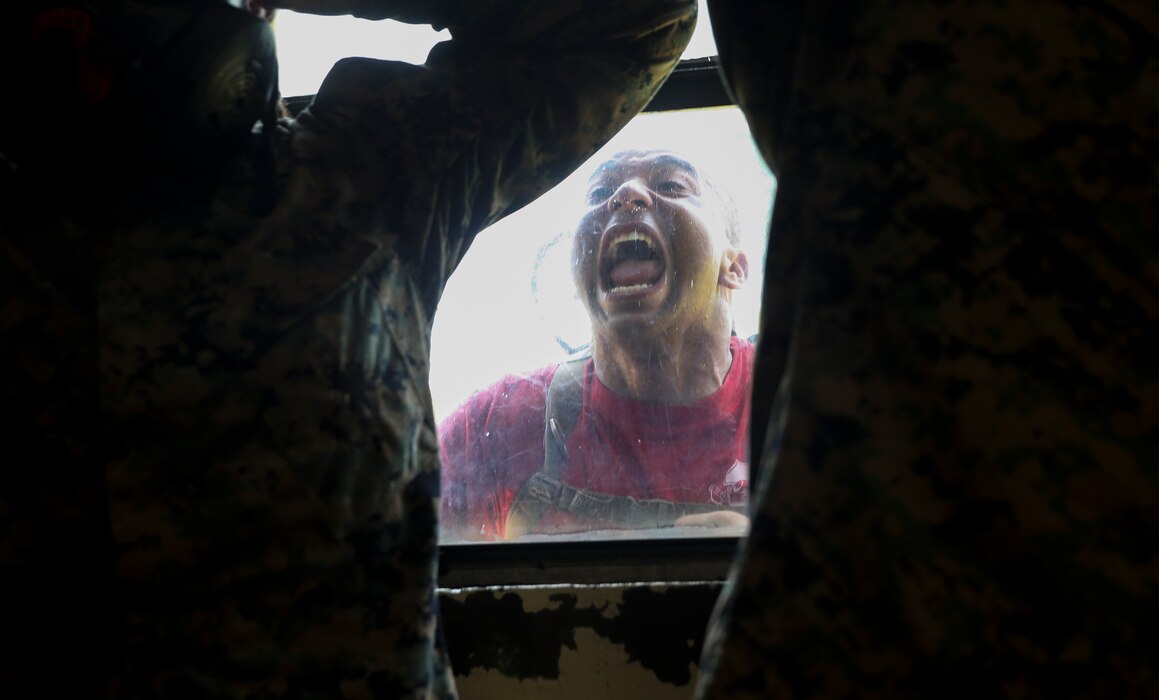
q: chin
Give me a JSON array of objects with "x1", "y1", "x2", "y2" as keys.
[{"x1": 596, "y1": 311, "x2": 674, "y2": 344}]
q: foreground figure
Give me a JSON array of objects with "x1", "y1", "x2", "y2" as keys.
[
  {"x1": 0, "y1": 0, "x2": 695, "y2": 696},
  {"x1": 697, "y1": 1, "x2": 1159, "y2": 698}
]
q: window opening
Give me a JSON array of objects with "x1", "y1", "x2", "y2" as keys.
[
  {"x1": 273, "y1": 0, "x2": 719, "y2": 98},
  {"x1": 433, "y1": 105, "x2": 774, "y2": 546}
]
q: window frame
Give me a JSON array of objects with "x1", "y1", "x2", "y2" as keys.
[
  {"x1": 439, "y1": 535, "x2": 740, "y2": 588},
  {"x1": 281, "y1": 56, "x2": 730, "y2": 114}
]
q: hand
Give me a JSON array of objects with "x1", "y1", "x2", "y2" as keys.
[
  {"x1": 674, "y1": 511, "x2": 750, "y2": 529},
  {"x1": 243, "y1": 0, "x2": 276, "y2": 22}
]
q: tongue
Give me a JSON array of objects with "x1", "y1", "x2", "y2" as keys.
[{"x1": 610, "y1": 259, "x2": 662, "y2": 288}]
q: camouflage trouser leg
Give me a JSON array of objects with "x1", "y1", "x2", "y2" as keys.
[{"x1": 697, "y1": 0, "x2": 1159, "y2": 690}]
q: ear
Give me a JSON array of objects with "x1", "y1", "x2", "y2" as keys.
[{"x1": 718, "y1": 248, "x2": 748, "y2": 290}]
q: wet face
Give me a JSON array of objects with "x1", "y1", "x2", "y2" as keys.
[{"x1": 571, "y1": 150, "x2": 746, "y2": 341}]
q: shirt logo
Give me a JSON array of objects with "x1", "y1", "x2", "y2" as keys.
[{"x1": 709, "y1": 460, "x2": 749, "y2": 507}]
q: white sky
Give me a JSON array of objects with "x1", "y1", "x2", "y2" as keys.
[{"x1": 273, "y1": 1, "x2": 720, "y2": 98}]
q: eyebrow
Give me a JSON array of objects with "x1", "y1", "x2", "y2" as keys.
[
  {"x1": 588, "y1": 154, "x2": 699, "y2": 182},
  {"x1": 651, "y1": 155, "x2": 698, "y2": 176}
]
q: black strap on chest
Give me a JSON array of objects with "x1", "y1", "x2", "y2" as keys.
[{"x1": 502, "y1": 356, "x2": 729, "y2": 540}]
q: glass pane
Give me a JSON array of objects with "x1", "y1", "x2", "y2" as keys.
[
  {"x1": 433, "y1": 106, "x2": 774, "y2": 544},
  {"x1": 272, "y1": 0, "x2": 717, "y2": 98}
]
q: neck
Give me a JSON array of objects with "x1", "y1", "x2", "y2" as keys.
[{"x1": 590, "y1": 318, "x2": 734, "y2": 404}]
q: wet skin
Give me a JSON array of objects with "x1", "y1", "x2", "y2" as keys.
[
  {"x1": 571, "y1": 149, "x2": 748, "y2": 404},
  {"x1": 572, "y1": 150, "x2": 746, "y2": 342}
]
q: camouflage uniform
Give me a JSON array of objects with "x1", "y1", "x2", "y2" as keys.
[
  {"x1": 0, "y1": 1, "x2": 694, "y2": 697},
  {"x1": 697, "y1": 1, "x2": 1158, "y2": 698}
]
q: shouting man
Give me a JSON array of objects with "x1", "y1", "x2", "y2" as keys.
[{"x1": 441, "y1": 149, "x2": 754, "y2": 540}]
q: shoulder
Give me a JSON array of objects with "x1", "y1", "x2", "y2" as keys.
[
  {"x1": 439, "y1": 363, "x2": 560, "y2": 429},
  {"x1": 722, "y1": 334, "x2": 757, "y2": 395},
  {"x1": 732, "y1": 334, "x2": 757, "y2": 362}
]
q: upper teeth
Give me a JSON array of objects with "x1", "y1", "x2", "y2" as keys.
[{"x1": 608, "y1": 230, "x2": 656, "y2": 254}]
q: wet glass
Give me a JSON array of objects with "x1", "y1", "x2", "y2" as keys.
[
  {"x1": 270, "y1": 3, "x2": 774, "y2": 545},
  {"x1": 433, "y1": 106, "x2": 774, "y2": 543}
]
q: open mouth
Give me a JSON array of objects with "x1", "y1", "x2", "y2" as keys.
[{"x1": 601, "y1": 229, "x2": 666, "y2": 293}]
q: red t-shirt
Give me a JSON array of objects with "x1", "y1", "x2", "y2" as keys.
[{"x1": 439, "y1": 336, "x2": 754, "y2": 539}]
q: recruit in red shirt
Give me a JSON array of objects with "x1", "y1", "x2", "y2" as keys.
[{"x1": 439, "y1": 336, "x2": 754, "y2": 540}]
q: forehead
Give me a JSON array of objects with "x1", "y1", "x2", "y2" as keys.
[{"x1": 587, "y1": 151, "x2": 699, "y2": 181}]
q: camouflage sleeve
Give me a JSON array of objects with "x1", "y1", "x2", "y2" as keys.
[
  {"x1": 697, "y1": 1, "x2": 1159, "y2": 698},
  {"x1": 293, "y1": 0, "x2": 696, "y2": 301}
]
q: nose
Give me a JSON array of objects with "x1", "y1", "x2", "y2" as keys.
[{"x1": 607, "y1": 179, "x2": 653, "y2": 213}]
